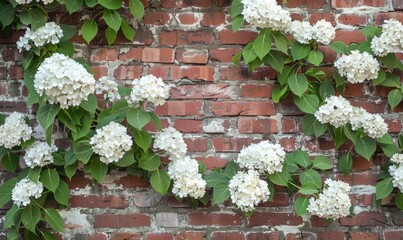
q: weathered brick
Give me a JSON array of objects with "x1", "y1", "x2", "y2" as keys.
[
  {"x1": 184, "y1": 138, "x2": 208, "y2": 152},
  {"x1": 195, "y1": 156, "x2": 228, "y2": 170},
  {"x1": 149, "y1": 66, "x2": 214, "y2": 81},
  {"x1": 146, "y1": 233, "x2": 174, "y2": 240},
  {"x1": 237, "y1": 118, "x2": 278, "y2": 134},
  {"x1": 111, "y1": 233, "x2": 142, "y2": 240},
  {"x1": 213, "y1": 137, "x2": 257, "y2": 152},
  {"x1": 248, "y1": 213, "x2": 303, "y2": 227},
  {"x1": 69, "y1": 195, "x2": 129, "y2": 209},
  {"x1": 143, "y1": 12, "x2": 171, "y2": 25},
  {"x1": 174, "y1": 119, "x2": 203, "y2": 133},
  {"x1": 176, "y1": 231, "x2": 206, "y2": 240},
  {"x1": 334, "y1": 30, "x2": 366, "y2": 44},
  {"x1": 156, "y1": 101, "x2": 204, "y2": 116},
  {"x1": 156, "y1": 212, "x2": 179, "y2": 227},
  {"x1": 240, "y1": 84, "x2": 275, "y2": 98},
  {"x1": 201, "y1": 12, "x2": 226, "y2": 27},
  {"x1": 220, "y1": 66, "x2": 277, "y2": 80},
  {"x1": 349, "y1": 232, "x2": 379, "y2": 240},
  {"x1": 90, "y1": 48, "x2": 118, "y2": 62},
  {"x1": 247, "y1": 232, "x2": 282, "y2": 240},
  {"x1": 176, "y1": 48, "x2": 208, "y2": 64},
  {"x1": 317, "y1": 232, "x2": 345, "y2": 240},
  {"x1": 177, "y1": 13, "x2": 199, "y2": 25},
  {"x1": 160, "y1": 30, "x2": 215, "y2": 45},
  {"x1": 210, "y1": 101, "x2": 276, "y2": 116},
  {"x1": 338, "y1": 14, "x2": 368, "y2": 26},
  {"x1": 114, "y1": 65, "x2": 143, "y2": 80},
  {"x1": 119, "y1": 48, "x2": 175, "y2": 63},
  {"x1": 161, "y1": 0, "x2": 211, "y2": 8},
  {"x1": 210, "y1": 48, "x2": 242, "y2": 62},
  {"x1": 219, "y1": 30, "x2": 258, "y2": 45},
  {"x1": 384, "y1": 231, "x2": 403, "y2": 240},
  {"x1": 340, "y1": 212, "x2": 387, "y2": 226},
  {"x1": 187, "y1": 212, "x2": 242, "y2": 226},
  {"x1": 94, "y1": 214, "x2": 150, "y2": 228},
  {"x1": 211, "y1": 232, "x2": 246, "y2": 240},
  {"x1": 170, "y1": 84, "x2": 232, "y2": 99}
]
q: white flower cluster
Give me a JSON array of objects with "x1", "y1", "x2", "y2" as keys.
[
  {"x1": 11, "y1": 178, "x2": 43, "y2": 207},
  {"x1": 315, "y1": 96, "x2": 388, "y2": 138},
  {"x1": 90, "y1": 122, "x2": 133, "y2": 164},
  {"x1": 307, "y1": 178, "x2": 352, "y2": 220},
  {"x1": 0, "y1": 112, "x2": 32, "y2": 149},
  {"x1": 167, "y1": 156, "x2": 206, "y2": 199},
  {"x1": 34, "y1": 53, "x2": 95, "y2": 109},
  {"x1": 241, "y1": 0, "x2": 291, "y2": 32},
  {"x1": 95, "y1": 76, "x2": 121, "y2": 102},
  {"x1": 228, "y1": 170, "x2": 270, "y2": 211},
  {"x1": 334, "y1": 51, "x2": 380, "y2": 84},
  {"x1": 129, "y1": 75, "x2": 170, "y2": 106},
  {"x1": 17, "y1": 22, "x2": 63, "y2": 52},
  {"x1": 24, "y1": 141, "x2": 57, "y2": 168},
  {"x1": 389, "y1": 164, "x2": 403, "y2": 192},
  {"x1": 154, "y1": 127, "x2": 187, "y2": 160},
  {"x1": 289, "y1": 20, "x2": 335, "y2": 45},
  {"x1": 391, "y1": 153, "x2": 403, "y2": 165},
  {"x1": 15, "y1": 0, "x2": 54, "y2": 5},
  {"x1": 236, "y1": 141, "x2": 286, "y2": 174},
  {"x1": 371, "y1": 19, "x2": 403, "y2": 57}
]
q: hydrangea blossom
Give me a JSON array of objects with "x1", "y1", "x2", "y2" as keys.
[
  {"x1": 24, "y1": 141, "x2": 57, "y2": 168},
  {"x1": 312, "y1": 20, "x2": 336, "y2": 45},
  {"x1": 15, "y1": 0, "x2": 54, "y2": 5},
  {"x1": 359, "y1": 113, "x2": 388, "y2": 139},
  {"x1": 314, "y1": 96, "x2": 354, "y2": 128},
  {"x1": 11, "y1": 178, "x2": 44, "y2": 207},
  {"x1": 228, "y1": 170, "x2": 270, "y2": 211},
  {"x1": 34, "y1": 53, "x2": 95, "y2": 109},
  {"x1": 334, "y1": 51, "x2": 380, "y2": 84},
  {"x1": 17, "y1": 22, "x2": 63, "y2": 52},
  {"x1": 90, "y1": 122, "x2": 133, "y2": 164},
  {"x1": 129, "y1": 75, "x2": 170, "y2": 106},
  {"x1": 389, "y1": 165, "x2": 403, "y2": 192},
  {"x1": 236, "y1": 141, "x2": 286, "y2": 174},
  {"x1": 391, "y1": 153, "x2": 403, "y2": 165},
  {"x1": 95, "y1": 76, "x2": 121, "y2": 102},
  {"x1": 241, "y1": 0, "x2": 291, "y2": 32},
  {"x1": 371, "y1": 19, "x2": 403, "y2": 56},
  {"x1": 154, "y1": 127, "x2": 187, "y2": 160},
  {"x1": 0, "y1": 112, "x2": 32, "y2": 149},
  {"x1": 289, "y1": 21, "x2": 313, "y2": 44},
  {"x1": 307, "y1": 179, "x2": 352, "y2": 220},
  {"x1": 167, "y1": 156, "x2": 206, "y2": 199}
]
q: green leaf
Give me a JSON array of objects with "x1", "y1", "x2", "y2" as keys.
[
  {"x1": 291, "y1": 42, "x2": 310, "y2": 61},
  {"x1": 379, "y1": 143, "x2": 399, "y2": 158},
  {"x1": 4, "y1": 205, "x2": 19, "y2": 228},
  {"x1": 231, "y1": 15, "x2": 244, "y2": 32},
  {"x1": 105, "y1": 27, "x2": 117, "y2": 45},
  {"x1": 313, "y1": 156, "x2": 333, "y2": 170},
  {"x1": 224, "y1": 160, "x2": 240, "y2": 179},
  {"x1": 204, "y1": 172, "x2": 229, "y2": 188},
  {"x1": 372, "y1": 69, "x2": 386, "y2": 86},
  {"x1": 377, "y1": 134, "x2": 394, "y2": 145},
  {"x1": 355, "y1": 137, "x2": 376, "y2": 160},
  {"x1": 98, "y1": 0, "x2": 123, "y2": 9},
  {"x1": 329, "y1": 41, "x2": 347, "y2": 54},
  {"x1": 319, "y1": 79, "x2": 335, "y2": 101},
  {"x1": 272, "y1": 31, "x2": 288, "y2": 54},
  {"x1": 360, "y1": 25, "x2": 381, "y2": 40},
  {"x1": 338, "y1": 154, "x2": 352, "y2": 175},
  {"x1": 85, "y1": 0, "x2": 97, "y2": 7},
  {"x1": 103, "y1": 9, "x2": 121, "y2": 32},
  {"x1": 37, "y1": 104, "x2": 60, "y2": 130},
  {"x1": 2, "y1": 152, "x2": 19, "y2": 173},
  {"x1": 265, "y1": 50, "x2": 284, "y2": 72},
  {"x1": 299, "y1": 182, "x2": 320, "y2": 195},
  {"x1": 294, "y1": 196, "x2": 309, "y2": 216},
  {"x1": 344, "y1": 125, "x2": 358, "y2": 144},
  {"x1": 80, "y1": 94, "x2": 97, "y2": 113},
  {"x1": 307, "y1": 50, "x2": 323, "y2": 66},
  {"x1": 40, "y1": 168, "x2": 60, "y2": 192},
  {"x1": 396, "y1": 192, "x2": 403, "y2": 210},
  {"x1": 121, "y1": 19, "x2": 135, "y2": 41},
  {"x1": 268, "y1": 171, "x2": 290, "y2": 186},
  {"x1": 376, "y1": 177, "x2": 393, "y2": 200},
  {"x1": 57, "y1": 41, "x2": 75, "y2": 57},
  {"x1": 73, "y1": 140, "x2": 93, "y2": 164},
  {"x1": 90, "y1": 159, "x2": 108, "y2": 183},
  {"x1": 28, "y1": 167, "x2": 41, "y2": 182},
  {"x1": 44, "y1": 208, "x2": 64, "y2": 232},
  {"x1": 64, "y1": 0, "x2": 83, "y2": 13},
  {"x1": 242, "y1": 42, "x2": 257, "y2": 64},
  {"x1": 81, "y1": 20, "x2": 98, "y2": 43},
  {"x1": 253, "y1": 29, "x2": 272, "y2": 59},
  {"x1": 54, "y1": 180, "x2": 69, "y2": 206},
  {"x1": 133, "y1": 129, "x2": 152, "y2": 152},
  {"x1": 294, "y1": 94, "x2": 319, "y2": 114},
  {"x1": 149, "y1": 112, "x2": 162, "y2": 131},
  {"x1": 0, "y1": 178, "x2": 18, "y2": 207},
  {"x1": 115, "y1": 150, "x2": 136, "y2": 167},
  {"x1": 0, "y1": 4, "x2": 15, "y2": 28},
  {"x1": 150, "y1": 170, "x2": 171, "y2": 195},
  {"x1": 42, "y1": 232, "x2": 57, "y2": 240},
  {"x1": 129, "y1": 0, "x2": 144, "y2": 21},
  {"x1": 288, "y1": 74, "x2": 308, "y2": 97},
  {"x1": 388, "y1": 89, "x2": 402, "y2": 109},
  {"x1": 380, "y1": 53, "x2": 403, "y2": 70},
  {"x1": 7, "y1": 226, "x2": 19, "y2": 240},
  {"x1": 97, "y1": 112, "x2": 126, "y2": 128},
  {"x1": 278, "y1": 65, "x2": 295, "y2": 86},
  {"x1": 293, "y1": 150, "x2": 311, "y2": 168},
  {"x1": 329, "y1": 126, "x2": 347, "y2": 149},
  {"x1": 20, "y1": 7, "x2": 46, "y2": 30},
  {"x1": 127, "y1": 108, "x2": 151, "y2": 130},
  {"x1": 213, "y1": 183, "x2": 230, "y2": 204},
  {"x1": 284, "y1": 153, "x2": 299, "y2": 173},
  {"x1": 230, "y1": 0, "x2": 243, "y2": 17},
  {"x1": 138, "y1": 153, "x2": 160, "y2": 171},
  {"x1": 271, "y1": 85, "x2": 288, "y2": 103},
  {"x1": 21, "y1": 205, "x2": 40, "y2": 233},
  {"x1": 65, "y1": 163, "x2": 77, "y2": 180},
  {"x1": 299, "y1": 169, "x2": 322, "y2": 188}
]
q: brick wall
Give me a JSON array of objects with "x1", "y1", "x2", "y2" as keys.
[{"x1": 1, "y1": 0, "x2": 403, "y2": 239}]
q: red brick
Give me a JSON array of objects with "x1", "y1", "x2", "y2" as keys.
[
  {"x1": 319, "y1": 46, "x2": 337, "y2": 63},
  {"x1": 281, "y1": 118, "x2": 297, "y2": 133},
  {"x1": 8, "y1": 66, "x2": 23, "y2": 80},
  {"x1": 394, "y1": 0, "x2": 403, "y2": 9},
  {"x1": 94, "y1": 214, "x2": 150, "y2": 228},
  {"x1": 146, "y1": 233, "x2": 174, "y2": 240},
  {"x1": 210, "y1": 101, "x2": 276, "y2": 116},
  {"x1": 338, "y1": 14, "x2": 368, "y2": 26},
  {"x1": 211, "y1": 232, "x2": 246, "y2": 240},
  {"x1": 240, "y1": 84, "x2": 275, "y2": 98},
  {"x1": 350, "y1": 194, "x2": 374, "y2": 206},
  {"x1": 317, "y1": 232, "x2": 345, "y2": 240},
  {"x1": 174, "y1": 119, "x2": 203, "y2": 133},
  {"x1": 352, "y1": 155, "x2": 372, "y2": 170},
  {"x1": 332, "y1": 0, "x2": 386, "y2": 8},
  {"x1": 286, "y1": 233, "x2": 315, "y2": 240},
  {"x1": 170, "y1": 84, "x2": 232, "y2": 99},
  {"x1": 309, "y1": 12, "x2": 336, "y2": 25},
  {"x1": 143, "y1": 12, "x2": 171, "y2": 25},
  {"x1": 238, "y1": 118, "x2": 278, "y2": 134},
  {"x1": 213, "y1": 137, "x2": 257, "y2": 152},
  {"x1": 177, "y1": 13, "x2": 199, "y2": 25},
  {"x1": 90, "y1": 48, "x2": 118, "y2": 62},
  {"x1": 384, "y1": 231, "x2": 403, "y2": 240},
  {"x1": 257, "y1": 193, "x2": 289, "y2": 207},
  {"x1": 386, "y1": 118, "x2": 401, "y2": 133},
  {"x1": 187, "y1": 212, "x2": 242, "y2": 226},
  {"x1": 277, "y1": 99, "x2": 304, "y2": 115},
  {"x1": 219, "y1": 30, "x2": 258, "y2": 45},
  {"x1": 119, "y1": 48, "x2": 174, "y2": 63},
  {"x1": 220, "y1": 66, "x2": 277, "y2": 80},
  {"x1": 374, "y1": 12, "x2": 403, "y2": 25},
  {"x1": 176, "y1": 48, "x2": 208, "y2": 64},
  {"x1": 70, "y1": 195, "x2": 129, "y2": 209},
  {"x1": 185, "y1": 138, "x2": 208, "y2": 152},
  {"x1": 350, "y1": 101, "x2": 385, "y2": 113},
  {"x1": 210, "y1": 48, "x2": 242, "y2": 62},
  {"x1": 285, "y1": 0, "x2": 327, "y2": 8},
  {"x1": 201, "y1": 12, "x2": 226, "y2": 27},
  {"x1": 335, "y1": 173, "x2": 378, "y2": 185},
  {"x1": 161, "y1": 0, "x2": 211, "y2": 8},
  {"x1": 149, "y1": 66, "x2": 214, "y2": 81},
  {"x1": 156, "y1": 101, "x2": 204, "y2": 116},
  {"x1": 247, "y1": 232, "x2": 282, "y2": 240},
  {"x1": 113, "y1": 175, "x2": 150, "y2": 188},
  {"x1": 349, "y1": 232, "x2": 379, "y2": 240},
  {"x1": 1, "y1": 48, "x2": 22, "y2": 61},
  {"x1": 160, "y1": 30, "x2": 215, "y2": 45},
  {"x1": 195, "y1": 156, "x2": 228, "y2": 170},
  {"x1": 310, "y1": 215, "x2": 332, "y2": 227},
  {"x1": 113, "y1": 65, "x2": 143, "y2": 80},
  {"x1": 248, "y1": 212, "x2": 303, "y2": 227},
  {"x1": 343, "y1": 83, "x2": 364, "y2": 97},
  {"x1": 91, "y1": 66, "x2": 108, "y2": 80},
  {"x1": 133, "y1": 29, "x2": 153, "y2": 45},
  {"x1": 76, "y1": 233, "x2": 108, "y2": 240},
  {"x1": 279, "y1": 137, "x2": 297, "y2": 152},
  {"x1": 339, "y1": 212, "x2": 387, "y2": 226},
  {"x1": 66, "y1": 176, "x2": 92, "y2": 189},
  {"x1": 176, "y1": 232, "x2": 206, "y2": 240},
  {"x1": 334, "y1": 30, "x2": 366, "y2": 44},
  {"x1": 111, "y1": 233, "x2": 142, "y2": 240}
]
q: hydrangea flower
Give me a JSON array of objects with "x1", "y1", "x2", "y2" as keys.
[
  {"x1": 17, "y1": 22, "x2": 63, "y2": 52},
  {"x1": 289, "y1": 21, "x2": 314, "y2": 44},
  {"x1": 307, "y1": 179, "x2": 352, "y2": 220},
  {"x1": 129, "y1": 75, "x2": 170, "y2": 106},
  {"x1": 15, "y1": 0, "x2": 54, "y2": 5},
  {"x1": 154, "y1": 127, "x2": 187, "y2": 160},
  {"x1": 312, "y1": 20, "x2": 336, "y2": 45},
  {"x1": 334, "y1": 50, "x2": 380, "y2": 84},
  {"x1": 34, "y1": 53, "x2": 96, "y2": 109},
  {"x1": 95, "y1": 76, "x2": 121, "y2": 102},
  {"x1": 0, "y1": 112, "x2": 32, "y2": 149},
  {"x1": 236, "y1": 141, "x2": 286, "y2": 174},
  {"x1": 90, "y1": 122, "x2": 133, "y2": 164},
  {"x1": 24, "y1": 141, "x2": 57, "y2": 168},
  {"x1": 371, "y1": 19, "x2": 403, "y2": 56},
  {"x1": 389, "y1": 164, "x2": 403, "y2": 192},
  {"x1": 229, "y1": 170, "x2": 270, "y2": 211},
  {"x1": 12, "y1": 178, "x2": 44, "y2": 207},
  {"x1": 314, "y1": 96, "x2": 354, "y2": 128},
  {"x1": 390, "y1": 153, "x2": 403, "y2": 165}
]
